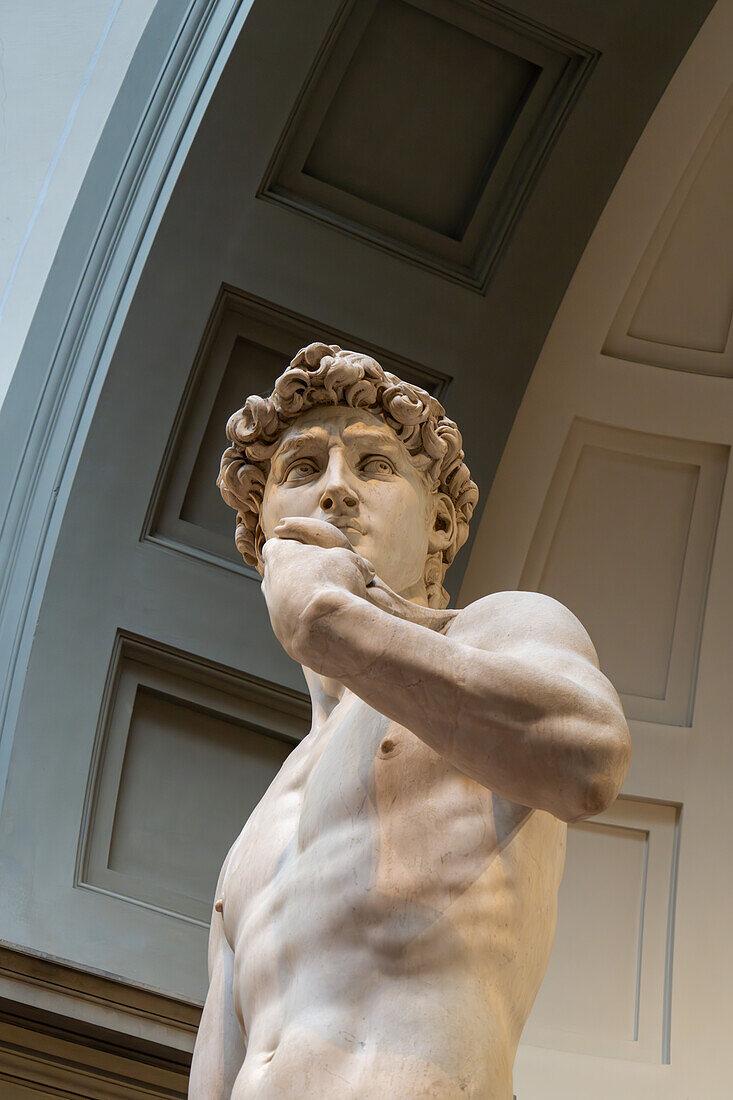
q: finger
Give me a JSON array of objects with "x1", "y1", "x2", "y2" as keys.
[
  {"x1": 357, "y1": 556, "x2": 376, "y2": 585},
  {"x1": 260, "y1": 537, "x2": 278, "y2": 562},
  {"x1": 260, "y1": 537, "x2": 287, "y2": 567},
  {"x1": 274, "y1": 517, "x2": 350, "y2": 548},
  {"x1": 365, "y1": 582, "x2": 458, "y2": 632},
  {"x1": 365, "y1": 584, "x2": 406, "y2": 617},
  {"x1": 273, "y1": 517, "x2": 353, "y2": 551}
]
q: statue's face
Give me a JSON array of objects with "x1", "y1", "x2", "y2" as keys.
[{"x1": 260, "y1": 405, "x2": 437, "y2": 599}]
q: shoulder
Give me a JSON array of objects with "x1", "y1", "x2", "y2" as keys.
[{"x1": 447, "y1": 590, "x2": 599, "y2": 667}]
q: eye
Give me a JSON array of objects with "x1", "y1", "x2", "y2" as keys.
[
  {"x1": 360, "y1": 456, "x2": 395, "y2": 477},
  {"x1": 283, "y1": 459, "x2": 319, "y2": 482}
]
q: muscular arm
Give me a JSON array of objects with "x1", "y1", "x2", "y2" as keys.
[
  {"x1": 294, "y1": 586, "x2": 630, "y2": 823},
  {"x1": 189, "y1": 861, "x2": 245, "y2": 1097}
]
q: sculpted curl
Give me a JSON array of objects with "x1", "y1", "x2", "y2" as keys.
[{"x1": 217, "y1": 342, "x2": 479, "y2": 608}]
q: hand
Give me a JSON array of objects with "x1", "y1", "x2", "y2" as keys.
[
  {"x1": 261, "y1": 519, "x2": 374, "y2": 666},
  {"x1": 264, "y1": 516, "x2": 457, "y2": 648}
]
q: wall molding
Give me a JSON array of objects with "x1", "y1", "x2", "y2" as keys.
[
  {"x1": 0, "y1": 941, "x2": 197, "y2": 1096},
  {"x1": 524, "y1": 796, "x2": 681, "y2": 1064}
]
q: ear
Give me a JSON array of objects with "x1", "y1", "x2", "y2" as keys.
[
  {"x1": 253, "y1": 521, "x2": 267, "y2": 578},
  {"x1": 428, "y1": 493, "x2": 456, "y2": 555}
]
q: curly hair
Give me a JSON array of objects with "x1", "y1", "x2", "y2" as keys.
[{"x1": 217, "y1": 342, "x2": 478, "y2": 608}]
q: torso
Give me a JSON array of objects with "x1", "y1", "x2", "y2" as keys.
[{"x1": 219, "y1": 691, "x2": 567, "y2": 1099}]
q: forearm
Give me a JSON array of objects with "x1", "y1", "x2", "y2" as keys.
[{"x1": 298, "y1": 591, "x2": 629, "y2": 822}]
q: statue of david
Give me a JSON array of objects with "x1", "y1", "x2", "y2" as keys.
[{"x1": 189, "y1": 342, "x2": 630, "y2": 1098}]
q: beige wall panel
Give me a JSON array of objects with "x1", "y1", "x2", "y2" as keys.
[
  {"x1": 529, "y1": 445, "x2": 697, "y2": 701},
  {"x1": 605, "y1": 84, "x2": 733, "y2": 375},
  {"x1": 534, "y1": 822, "x2": 647, "y2": 1041},
  {"x1": 524, "y1": 798, "x2": 679, "y2": 1064},
  {"x1": 521, "y1": 420, "x2": 727, "y2": 725}
]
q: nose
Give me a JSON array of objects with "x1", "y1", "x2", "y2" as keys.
[
  {"x1": 319, "y1": 453, "x2": 359, "y2": 512},
  {"x1": 319, "y1": 486, "x2": 356, "y2": 510},
  {"x1": 320, "y1": 484, "x2": 358, "y2": 512}
]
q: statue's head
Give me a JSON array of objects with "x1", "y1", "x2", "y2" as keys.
[{"x1": 217, "y1": 342, "x2": 478, "y2": 608}]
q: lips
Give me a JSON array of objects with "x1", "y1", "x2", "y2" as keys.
[{"x1": 326, "y1": 517, "x2": 364, "y2": 535}]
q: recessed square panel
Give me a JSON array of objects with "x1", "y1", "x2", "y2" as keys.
[
  {"x1": 524, "y1": 797, "x2": 679, "y2": 1063},
  {"x1": 604, "y1": 88, "x2": 733, "y2": 375},
  {"x1": 303, "y1": 0, "x2": 539, "y2": 237},
  {"x1": 106, "y1": 687, "x2": 293, "y2": 905},
  {"x1": 537, "y1": 820, "x2": 648, "y2": 1043},
  {"x1": 261, "y1": 0, "x2": 597, "y2": 290},
  {"x1": 79, "y1": 635, "x2": 310, "y2": 924},
  {"x1": 146, "y1": 287, "x2": 449, "y2": 577},
  {"x1": 178, "y1": 337, "x2": 285, "y2": 550},
  {"x1": 521, "y1": 420, "x2": 728, "y2": 725},
  {"x1": 539, "y1": 446, "x2": 698, "y2": 701}
]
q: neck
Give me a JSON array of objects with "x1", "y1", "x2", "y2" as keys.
[
  {"x1": 400, "y1": 576, "x2": 430, "y2": 606},
  {"x1": 301, "y1": 574, "x2": 431, "y2": 725}
]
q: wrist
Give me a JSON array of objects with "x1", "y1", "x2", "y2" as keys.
[{"x1": 291, "y1": 587, "x2": 359, "y2": 670}]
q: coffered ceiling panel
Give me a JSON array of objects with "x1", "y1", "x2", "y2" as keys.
[
  {"x1": 605, "y1": 84, "x2": 733, "y2": 376},
  {"x1": 130, "y1": 0, "x2": 715, "y2": 602},
  {"x1": 260, "y1": 0, "x2": 597, "y2": 291},
  {"x1": 303, "y1": 0, "x2": 539, "y2": 236},
  {"x1": 146, "y1": 287, "x2": 449, "y2": 580}
]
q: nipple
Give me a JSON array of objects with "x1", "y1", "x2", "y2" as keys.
[{"x1": 379, "y1": 738, "x2": 399, "y2": 757}]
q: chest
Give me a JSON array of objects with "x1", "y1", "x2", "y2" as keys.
[{"x1": 221, "y1": 698, "x2": 540, "y2": 931}]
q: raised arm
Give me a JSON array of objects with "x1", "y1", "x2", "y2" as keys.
[
  {"x1": 261, "y1": 523, "x2": 630, "y2": 824},
  {"x1": 189, "y1": 861, "x2": 245, "y2": 1097},
  {"x1": 304, "y1": 587, "x2": 629, "y2": 822}
]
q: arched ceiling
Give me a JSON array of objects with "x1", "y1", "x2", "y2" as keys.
[
  {"x1": 0, "y1": 0, "x2": 159, "y2": 400},
  {"x1": 115, "y1": 0, "x2": 714, "y2": 599}
]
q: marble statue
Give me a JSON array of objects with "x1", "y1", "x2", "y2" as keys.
[{"x1": 189, "y1": 343, "x2": 631, "y2": 1098}]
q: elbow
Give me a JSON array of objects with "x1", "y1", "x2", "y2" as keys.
[
  {"x1": 567, "y1": 772, "x2": 622, "y2": 823},
  {"x1": 563, "y1": 720, "x2": 632, "y2": 823}
]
